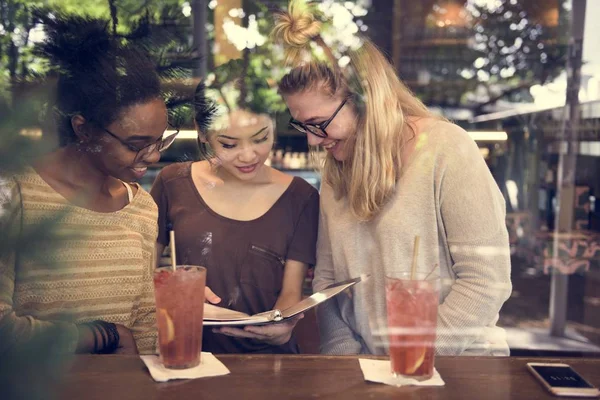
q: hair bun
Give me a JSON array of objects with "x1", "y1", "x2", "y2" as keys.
[{"x1": 273, "y1": 1, "x2": 321, "y2": 63}]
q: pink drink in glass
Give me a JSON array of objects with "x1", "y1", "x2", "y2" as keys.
[
  {"x1": 153, "y1": 266, "x2": 206, "y2": 369},
  {"x1": 385, "y1": 272, "x2": 439, "y2": 380}
]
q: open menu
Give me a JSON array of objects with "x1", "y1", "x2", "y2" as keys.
[{"x1": 203, "y1": 277, "x2": 362, "y2": 326}]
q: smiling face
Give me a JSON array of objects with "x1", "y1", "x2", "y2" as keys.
[
  {"x1": 283, "y1": 88, "x2": 357, "y2": 162},
  {"x1": 205, "y1": 110, "x2": 274, "y2": 182},
  {"x1": 74, "y1": 97, "x2": 168, "y2": 182}
]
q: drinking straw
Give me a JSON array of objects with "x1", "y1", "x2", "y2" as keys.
[
  {"x1": 410, "y1": 235, "x2": 420, "y2": 280},
  {"x1": 169, "y1": 230, "x2": 177, "y2": 272}
]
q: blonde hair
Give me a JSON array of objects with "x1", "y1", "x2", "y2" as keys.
[
  {"x1": 274, "y1": 0, "x2": 440, "y2": 221},
  {"x1": 271, "y1": 0, "x2": 321, "y2": 65}
]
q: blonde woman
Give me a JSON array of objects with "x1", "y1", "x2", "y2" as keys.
[
  {"x1": 151, "y1": 86, "x2": 319, "y2": 353},
  {"x1": 272, "y1": 1, "x2": 512, "y2": 356}
]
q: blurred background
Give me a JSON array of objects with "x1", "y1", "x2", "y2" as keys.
[{"x1": 1, "y1": 0, "x2": 599, "y2": 357}]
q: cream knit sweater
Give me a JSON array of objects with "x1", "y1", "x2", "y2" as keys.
[{"x1": 313, "y1": 121, "x2": 512, "y2": 356}]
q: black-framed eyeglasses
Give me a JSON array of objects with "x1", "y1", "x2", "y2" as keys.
[
  {"x1": 99, "y1": 123, "x2": 180, "y2": 162},
  {"x1": 289, "y1": 98, "x2": 347, "y2": 138}
]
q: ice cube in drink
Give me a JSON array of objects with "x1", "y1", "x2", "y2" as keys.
[
  {"x1": 385, "y1": 273, "x2": 439, "y2": 380},
  {"x1": 153, "y1": 266, "x2": 206, "y2": 369}
]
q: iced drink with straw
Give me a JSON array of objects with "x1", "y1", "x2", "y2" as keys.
[
  {"x1": 153, "y1": 265, "x2": 206, "y2": 369},
  {"x1": 385, "y1": 272, "x2": 439, "y2": 379},
  {"x1": 385, "y1": 235, "x2": 440, "y2": 380},
  {"x1": 153, "y1": 230, "x2": 206, "y2": 369}
]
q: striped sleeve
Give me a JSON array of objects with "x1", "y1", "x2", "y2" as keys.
[
  {"x1": 128, "y1": 191, "x2": 158, "y2": 354},
  {"x1": 130, "y1": 250, "x2": 158, "y2": 354},
  {"x1": 0, "y1": 177, "x2": 79, "y2": 354}
]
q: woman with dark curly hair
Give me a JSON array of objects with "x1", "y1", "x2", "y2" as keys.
[{"x1": 0, "y1": 15, "x2": 175, "y2": 355}]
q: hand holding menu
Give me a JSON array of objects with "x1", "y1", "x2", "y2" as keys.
[{"x1": 203, "y1": 277, "x2": 362, "y2": 326}]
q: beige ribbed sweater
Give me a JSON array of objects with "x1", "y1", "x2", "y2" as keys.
[
  {"x1": 0, "y1": 169, "x2": 158, "y2": 354},
  {"x1": 313, "y1": 121, "x2": 512, "y2": 356}
]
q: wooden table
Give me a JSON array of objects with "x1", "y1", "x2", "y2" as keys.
[{"x1": 47, "y1": 355, "x2": 600, "y2": 399}]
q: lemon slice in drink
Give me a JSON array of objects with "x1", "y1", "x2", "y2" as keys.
[
  {"x1": 157, "y1": 309, "x2": 175, "y2": 345},
  {"x1": 405, "y1": 347, "x2": 426, "y2": 374}
]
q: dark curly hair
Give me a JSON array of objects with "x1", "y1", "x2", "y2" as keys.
[{"x1": 38, "y1": 14, "x2": 162, "y2": 146}]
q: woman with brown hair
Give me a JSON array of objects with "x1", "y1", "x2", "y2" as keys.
[{"x1": 151, "y1": 84, "x2": 319, "y2": 353}]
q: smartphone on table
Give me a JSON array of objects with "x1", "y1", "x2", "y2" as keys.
[{"x1": 527, "y1": 362, "x2": 600, "y2": 397}]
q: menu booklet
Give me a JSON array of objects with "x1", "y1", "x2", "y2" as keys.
[{"x1": 203, "y1": 277, "x2": 362, "y2": 326}]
